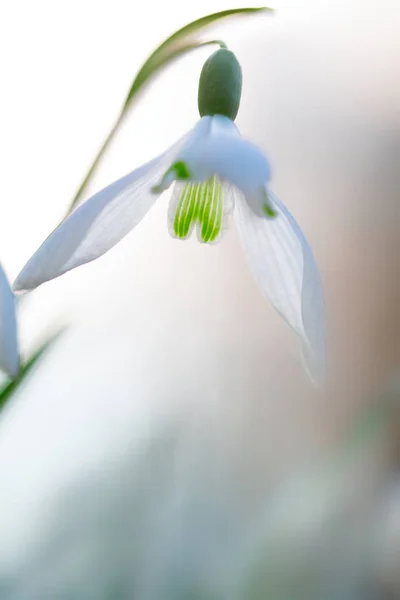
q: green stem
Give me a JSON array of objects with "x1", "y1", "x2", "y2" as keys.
[{"x1": 64, "y1": 110, "x2": 125, "y2": 217}]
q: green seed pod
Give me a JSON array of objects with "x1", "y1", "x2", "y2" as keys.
[{"x1": 198, "y1": 49, "x2": 242, "y2": 121}]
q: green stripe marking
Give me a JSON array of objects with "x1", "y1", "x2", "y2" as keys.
[{"x1": 173, "y1": 176, "x2": 224, "y2": 243}]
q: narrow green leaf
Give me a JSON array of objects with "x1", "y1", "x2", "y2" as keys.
[
  {"x1": 0, "y1": 330, "x2": 63, "y2": 412},
  {"x1": 66, "y1": 7, "x2": 272, "y2": 215}
]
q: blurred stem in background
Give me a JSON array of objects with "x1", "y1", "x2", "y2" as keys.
[
  {"x1": 0, "y1": 7, "x2": 272, "y2": 408},
  {"x1": 0, "y1": 331, "x2": 64, "y2": 411}
]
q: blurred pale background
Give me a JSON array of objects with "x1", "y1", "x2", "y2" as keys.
[{"x1": 0, "y1": 0, "x2": 399, "y2": 598}]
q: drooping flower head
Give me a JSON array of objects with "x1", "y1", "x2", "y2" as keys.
[{"x1": 14, "y1": 47, "x2": 325, "y2": 382}]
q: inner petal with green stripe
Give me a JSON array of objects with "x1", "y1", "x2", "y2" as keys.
[{"x1": 168, "y1": 176, "x2": 233, "y2": 244}]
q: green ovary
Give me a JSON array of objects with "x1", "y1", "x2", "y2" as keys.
[{"x1": 173, "y1": 176, "x2": 224, "y2": 243}]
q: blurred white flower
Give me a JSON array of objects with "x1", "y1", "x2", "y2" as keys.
[{"x1": 0, "y1": 264, "x2": 19, "y2": 378}]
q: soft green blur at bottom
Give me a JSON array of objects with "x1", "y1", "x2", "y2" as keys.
[{"x1": 173, "y1": 176, "x2": 224, "y2": 243}]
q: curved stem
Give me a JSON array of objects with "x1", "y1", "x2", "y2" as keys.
[{"x1": 64, "y1": 111, "x2": 125, "y2": 217}]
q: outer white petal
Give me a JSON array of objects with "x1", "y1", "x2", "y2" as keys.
[
  {"x1": 234, "y1": 189, "x2": 325, "y2": 383},
  {"x1": 0, "y1": 264, "x2": 19, "y2": 378},
  {"x1": 14, "y1": 137, "x2": 186, "y2": 292},
  {"x1": 177, "y1": 115, "x2": 271, "y2": 195}
]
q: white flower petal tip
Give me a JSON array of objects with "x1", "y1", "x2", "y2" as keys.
[
  {"x1": 13, "y1": 143, "x2": 187, "y2": 292},
  {"x1": 0, "y1": 265, "x2": 20, "y2": 379},
  {"x1": 302, "y1": 342, "x2": 326, "y2": 388},
  {"x1": 12, "y1": 277, "x2": 34, "y2": 295},
  {"x1": 234, "y1": 189, "x2": 326, "y2": 384},
  {"x1": 11, "y1": 284, "x2": 26, "y2": 295}
]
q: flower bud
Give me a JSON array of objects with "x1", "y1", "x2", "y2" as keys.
[{"x1": 198, "y1": 49, "x2": 242, "y2": 121}]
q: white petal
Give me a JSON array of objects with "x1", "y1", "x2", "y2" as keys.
[
  {"x1": 0, "y1": 264, "x2": 19, "y2": 378},
  {"x1": 14, "y1": 138, "x2": 185, "y2": 292},
  {"x1": 176, "y1": 115, "x2": 271, "y2": 195},
  {"x1": 234, "y1": 189, "x2": 325, "y2": 383}
]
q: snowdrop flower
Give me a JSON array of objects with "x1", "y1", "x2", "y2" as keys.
[
  {"x1": 14, "y1": 49, "x2": 325, "y2": 381},
  {"x1": 0, "y1": 264, "x2": 19, "y2": 378}
]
